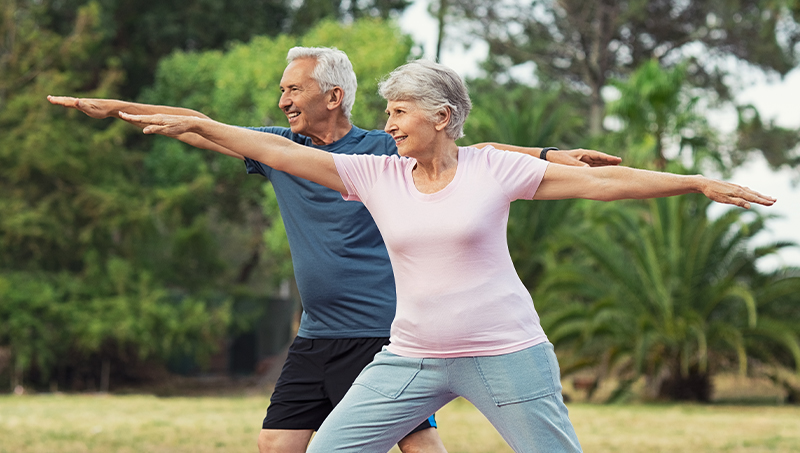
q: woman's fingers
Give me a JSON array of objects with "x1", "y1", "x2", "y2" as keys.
[
  {"x1": 705, "y1": 180, "x2": 776, "y2": 208},
  {"x1": 119, "y1": 112, "x2": 189, "y2": 136}
]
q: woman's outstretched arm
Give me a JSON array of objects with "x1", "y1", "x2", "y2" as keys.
[
  {"x1": 120, "y1": 112, "x2": 347, "y2": 194},
  {"x1": 534, "y1": 164, "x2": 776, "y2": 209},
  {"x1": 48, "y1": 95, "x2": 246, "y2": 160}
]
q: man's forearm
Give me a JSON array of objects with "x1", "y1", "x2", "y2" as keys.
[{"x1": 109, "y1": 101, "x2": 210, "y2": 120}]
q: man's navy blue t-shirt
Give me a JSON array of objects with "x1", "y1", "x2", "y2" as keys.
[{"x1": 244, "y1": 125, "x2": 398, "y2": 339}]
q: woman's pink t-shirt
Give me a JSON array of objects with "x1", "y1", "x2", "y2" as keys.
[{"x1": 333, "y1": 146, "x2": 549, "y2": 358}]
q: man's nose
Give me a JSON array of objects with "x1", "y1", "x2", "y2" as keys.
[{"x1": 279, "y1": 93, "x2": 291, "y2": 109}]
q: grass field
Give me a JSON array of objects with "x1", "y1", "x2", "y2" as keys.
[{"x1": 1, "y1": 394, "x2": 799, "y2": 452}]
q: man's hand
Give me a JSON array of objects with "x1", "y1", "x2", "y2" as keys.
[
  {"x1": 549, "y1": 148, "x2": 622, "y2": 167},
  {"x1": 47, "y1": 96, "x2": 118, "y2": 119},
  {"x1": 471, "y1": 142, "x2": 621, "y2": 167}
]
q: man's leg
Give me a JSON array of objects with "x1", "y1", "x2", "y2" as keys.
[
  {"x1": 258, "y1": 337, "x2": 334, "y2": 453},
  {"x1": 258, "y1": 429, "x2": 313, "y2": 453},
  {"x1": 398, "y1": 426, "x2": 448, "y2": 453}
]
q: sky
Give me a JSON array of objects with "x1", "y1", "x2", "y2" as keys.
[{"x1": 398, "y1": 1, "x2": 800, "y2": 270}]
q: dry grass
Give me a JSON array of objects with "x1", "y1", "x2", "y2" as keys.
[{"x1": 1, "y1": 393, "x2": 799, "y2": 452}]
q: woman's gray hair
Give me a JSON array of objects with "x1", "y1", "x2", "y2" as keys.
[
  {"x1": 287, "y1": 47, "x2": 357, "y2": 121},
  {"x1": 378, "y1": 60, "x2": 471, "y2": 139}
]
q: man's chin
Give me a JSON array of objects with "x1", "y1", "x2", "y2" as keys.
[{"x1": 288, "y1": 123, "x2": 308, "y2": 135}]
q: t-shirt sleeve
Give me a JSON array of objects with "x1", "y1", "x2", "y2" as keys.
[
  {"x1": 242, "y1": 127, "x2": 296, "y2": 179},
  {"x1": 332, "y1": 153, "x2": 390, "y2": 202},
  {"x1": 482, "y1": 145, "x2": 549, "y2": 200}
]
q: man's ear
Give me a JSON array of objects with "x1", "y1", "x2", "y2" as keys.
[
  {"x1": 434, "y1": 106, "x2": 452, "y2": 132},
  {"x1": 327, "y1": 87, "x2": 345, "y2": 111}
]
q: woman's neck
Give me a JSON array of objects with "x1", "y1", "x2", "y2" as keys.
[{"x1": 411, "y1": 141, "x2": 459, "y2": 194}]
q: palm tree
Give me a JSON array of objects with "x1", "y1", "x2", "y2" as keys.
[{"x1": 538, "y1": 194, "x2": 800, "y2": 401}]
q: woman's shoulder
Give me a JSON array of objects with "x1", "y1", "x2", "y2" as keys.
[{"x1": 458, "y1": 145, "x2": 496, "y2": 164}]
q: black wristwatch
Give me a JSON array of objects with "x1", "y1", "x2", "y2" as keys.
[{"x1": 540, "y1": 147, "x2": 558, "y2": 161}]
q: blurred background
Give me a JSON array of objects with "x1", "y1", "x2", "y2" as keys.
[{"x1": 1, "y1": 0, "x2": 799, "y2": 405}]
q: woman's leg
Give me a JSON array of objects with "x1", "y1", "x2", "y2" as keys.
[
  {"x1": 307, "y1": 350, "x2": 454, "y2": 453},
  {"x1": 450, "y1": 342, "x2": 582, "y2": 453}
]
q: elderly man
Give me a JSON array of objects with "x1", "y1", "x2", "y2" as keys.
[{"x1": 49, "y1": 46, "x2": 620, "y2": 453}]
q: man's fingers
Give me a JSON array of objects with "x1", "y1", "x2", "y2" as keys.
[
  {"x1": 571, "y1": 149, "x2": 622, "y2": 167},
  {"x1": 47, "y1": 95, "x2": 76, "y2": 107}
]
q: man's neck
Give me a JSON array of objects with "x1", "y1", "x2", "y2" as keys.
[{"x1": 306, "y1": 117, "x2": 353, "y2": 146}]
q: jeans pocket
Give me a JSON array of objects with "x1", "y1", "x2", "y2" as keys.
[
  {"x1": 474, "y1": 342, "x2": 561, "y2": 407},
  {"x1": 353, "y1": 350, "x2": 423, "y2": 400}
]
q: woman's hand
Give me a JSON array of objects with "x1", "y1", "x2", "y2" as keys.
[
  {"x1": 119, "y1": 112, "x2": 200, "y2": 137},
  {"x1": 698, "y1": 177, "x2": 776, "y2": 209}
]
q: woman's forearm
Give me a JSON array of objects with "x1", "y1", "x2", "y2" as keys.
[
  {"x1": 537, "y1": 164, "x2": 774, "y2": 209},
  {"x1": 123, "y1": 112, "x2": 346, "y2": 193},
  {"x1": 592, "y1": 166, "x2": 703, "y2": 201},
  {"x1": 185, "y1": 117, "x2": 293, "y2": 166}
]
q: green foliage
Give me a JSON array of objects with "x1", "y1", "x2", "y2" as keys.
[
  {"x1": 0, "y1": 271, "x2": 230, "y2": 375},
  {"x1": 24, "y1": 0, "x2": 412, "y2": 101},
  {"x1": 33, "y1": 0, "x2": 295, "y2": 98},
  {"x1": 449, "y1": 0, "x2": 800, "y2": 168},
  {"x1": 462, "y1": 79, "x2": 586, "y2": 148},
  {"x1": 736, "y1": 105, "x2": 800, "y2": 171},
  {"x1": 606, "y1": 60, "x2": 724, "y2": 172},
  {"x1": 538, "y1": 194, "x2": 800, "y2": 401},
  {"x1": 0, "y1": 1, "x2": 241, "y2": 388}
]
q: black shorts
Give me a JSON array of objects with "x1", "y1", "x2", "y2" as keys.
[{"x1": 263, "y1": 336, "x2": 436, "y2": 435}]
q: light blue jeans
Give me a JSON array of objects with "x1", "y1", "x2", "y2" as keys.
[{"x1": 307, "y1": 342, "x2": 582, "y2": 453}]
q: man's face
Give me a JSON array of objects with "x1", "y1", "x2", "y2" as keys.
[{"x1": 278, "y1": 58, "x2": 330, "y2": 137}]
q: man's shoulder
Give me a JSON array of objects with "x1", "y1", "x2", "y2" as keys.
[{"x1": 343, "y1": 126, "x2": 397, "y2": 157}]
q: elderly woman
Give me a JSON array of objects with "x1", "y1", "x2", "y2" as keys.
[{"x1": 122, "y1": 60, "x2": 775, "y2": 453}]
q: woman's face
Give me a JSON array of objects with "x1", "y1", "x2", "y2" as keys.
[{"x1": 384, "y1": 100, "x2": 438, "y2": 157}]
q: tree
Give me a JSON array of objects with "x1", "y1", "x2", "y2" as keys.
[
  {"x1": 538, "y1": 194, "x2": 800, "y2": 401},
  {"x1": 0, "y1": 1, "x2": 230, "y2": 390},
  {"x1": 606, "y1": 59, "x2": 723, "y2": 171},
  {"x1": 36, "y1": 0, "x2": 411, "y2": 99},
  {"x1": 447, "y1": 0, "x2": 800, "y2": 163}
]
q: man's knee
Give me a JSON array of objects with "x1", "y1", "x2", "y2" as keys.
[
  {"x1": 258, "y1": 428, "x2": 314, "y2": 453},
  {"x1": 397, "y1": 427, "x2": 448, "y2": 453}
]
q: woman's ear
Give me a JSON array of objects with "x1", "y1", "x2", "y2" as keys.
[
  {"x1": 326, "y1": 87, "x2": 345, "y2": 111},
  {"x1": 434, "y1": 106, "x2": 452, "y2": 132}
]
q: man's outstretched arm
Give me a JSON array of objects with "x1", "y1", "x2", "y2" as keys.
[
  {"x1": 473, "y1": 142, "x2": 622, "y2": 167},
  {"x1": 47, "y1": 96, "x2": 246, "y2": 160}
]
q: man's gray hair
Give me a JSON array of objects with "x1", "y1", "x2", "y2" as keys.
[
  {"x1": 287, "y1": 47, "x2": 357, "y2": 120},
  {"x1": 378, "y1": 60, "x2": 471, "y2": 140}
]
